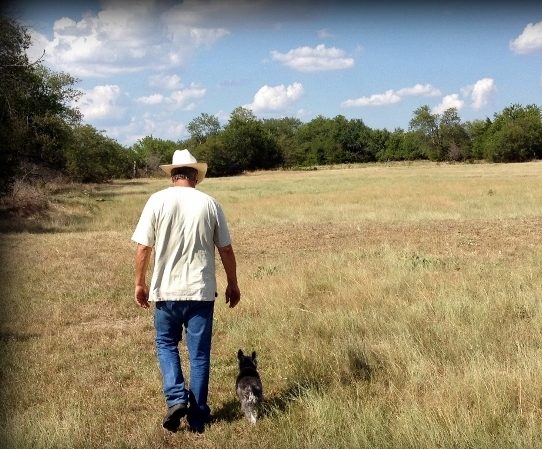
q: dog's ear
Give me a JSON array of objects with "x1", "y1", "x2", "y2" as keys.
[
  {"x1": 238, "y1": 349, "x2": 244, "y2": 360},
  {"x1": 251, "y1": 351, "x2": 257, "y2": 360}
]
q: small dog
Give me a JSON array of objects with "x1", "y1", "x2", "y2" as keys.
[{"x1": 236, "y1": 349, "x2": 263, "y2": 424}]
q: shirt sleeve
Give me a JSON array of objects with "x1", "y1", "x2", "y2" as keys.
[
  {"x1": 213, "y1": 201, "x2": 231, "y2": 248},
  {"x1": 131, "y1": 196, "x2": 156, "y2": 247}
]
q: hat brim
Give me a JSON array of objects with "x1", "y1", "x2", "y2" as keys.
[{"x1": 159, "y1": 162, "x2": 207, "y2": 184}]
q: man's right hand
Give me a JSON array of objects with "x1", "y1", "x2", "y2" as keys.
[{"x1": 225, "y1": 283, "x2": 241, "y2": 308}]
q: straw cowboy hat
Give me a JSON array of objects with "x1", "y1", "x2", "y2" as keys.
[{"x1": 159, "y1": 149, "x2": 208, "y2": 184}]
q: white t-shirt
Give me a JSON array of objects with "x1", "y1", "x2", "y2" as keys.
[{"x1": 131, "y1": 186, "x2": 231, "y2": 301}]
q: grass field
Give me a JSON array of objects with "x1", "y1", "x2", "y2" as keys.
[{"x1": 1, "y1": 161, "x2": 542, "y2": 448}]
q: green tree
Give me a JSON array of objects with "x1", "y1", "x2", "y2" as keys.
[
  {"x1": 195, "y1": 134, "x2": 243, "y2": 177},
  {"x1": 464, "y1": 118, "x2": 492, "y2": 160},
  {"x1": 261, "y1": 117, "x2": 302, "y2": 167},
  {"x1": 295, "y1": 116, "x2": 336, "y2": 165},
  {"x1": 66, "y1": 125, "x2": 131, "y2": 182},
  {"x1": 333, "y1": 116, "x2": 375, "y2": 163},
  {"x1": 409, "y1": 106, "x2": 472, "y2": 161},
  {"x1": 130, "y1": 136, "x2": 177, "y2": 175},
  {"x1": 439, "y1": 108, "x2": 471, "y2": 161},
  {"x1": 366, "y1": 128, "x2": 390, "y2": 162},
  {"x1": 376, "y1": 128, "x2": 426, "y2": 161},
  {"x1": 0, "y1": 16, "x2": 32, "y2": 191},
  {"x1": 222, "y1": 106, "x2": 282, "y2": 171},
  {"x1": 0, "y1": 17, "x2": 81, "y2": 193},
  {"x1": 409, "y1": 105, "x2": 441, "y2": 160},
  {"x1": 483, "y1": 104, "x2": 542, "y2": 162},
  {"x1": 187, "y1": 113, "x2": 221, "y2": 146}
]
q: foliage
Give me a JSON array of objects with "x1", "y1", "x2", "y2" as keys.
[
  {"x1": 65, "y1": 125, "x2": 132, "y2": 182},
  {"x1": 195, "y1": 134, "x2": 245, "y2": 177},
  {"x1": 261, "y1": 117, "x2": 303, "y2": 167},
  {"x1": 408, "y1": 106, "x2": 475, "y2": 161},
  {"x1": 482, "y1": 104, "x2": 542, "y2": 162},
  {"x1": 130, "y1": 136, "x2": 177, "y2": 176},
  {"x1": 194, "y1": 107, "x2": 283, "y2": 177},
  {"x1": 187, "y1": 104, "x2": 542, "y2": 176},
  {"x1": 464, "y1": 119, "x2": 492, "y2": 160},
  {"x1": 376, "y1": 129, "x2": 426, "y2": 161},
  {"x1": 187, "y1": 112, "x2": 221, "y2": 146},
  {"x1": 2, "y1": 17, "x2": 542, "y2": 189},
  {"x1": 0, "y1": 17, "x2": 83, "y2": 193},
  {"x1": 439, "y1": 108, "x2": 471, "y2": 161}
]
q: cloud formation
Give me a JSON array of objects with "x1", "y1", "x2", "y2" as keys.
[
  {"x1": 432, "y1": 94, "x2": 465, "y2": 115},
  {"x1": 149, "y1": 74, "x2": 182, "y2": 90},
  {"x1": 77, "y1": 84, "x2": 129, "y2": 123},
  {"x1": 105, "y1": 113, "x2": 187, "y2": 145},
  {"x1": 245, "y1": 82, "x2": 304, "y2": 113},
  {"x1": 342, "y1": 90, "x2": 401, "y2": 107},
  {"x1": 396, "y1": 84, "x2": 441, "y2": 97},
  {"x1": 510, "y1": 21, "x2": 542, "y2": 54},
  {"x1": 341, "y1": 83, "x2": 440, "y2": 107},
  {"x1": 271, "y1": 44, "x2": 354, "y2": 72},
  {"x1": 136, "y1": 83, "x2": 206, "y2": 110},
  {"x1": 317, "y1": 28, "x2": 334, "y2": 39},
  {"x1": 463, "y1": 78, "x2": 496, "y2": 110},
  {"x1": 27, "y1": 1, "x2": 231, "y2": 78}
]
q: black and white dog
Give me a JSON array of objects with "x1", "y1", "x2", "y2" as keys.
[{"x1": 236, "y1": 349, "x2": 263, "y2": 424}]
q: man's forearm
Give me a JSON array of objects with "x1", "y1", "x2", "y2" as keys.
[
  {"x1": 135, "y1": 244, "x2": 152, "y2": 286},
  {"x1": 218, "y1": 244, "x2": 238, "y2": 285}
]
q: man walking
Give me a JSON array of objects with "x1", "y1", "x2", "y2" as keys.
[{"x1": 132, "y1": 149, "x2": 241, "y2": 433}]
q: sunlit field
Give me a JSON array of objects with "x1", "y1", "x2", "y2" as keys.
[{"x1": 1, "y1": 161, "x2": 542, "y2": 449}]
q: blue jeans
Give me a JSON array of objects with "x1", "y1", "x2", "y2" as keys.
[{"x1": 154, "y1": 300, "x2": 214, "y2": 428}]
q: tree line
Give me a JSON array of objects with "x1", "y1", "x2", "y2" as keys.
[{"x1": 1, "y1": 16, "x2": 542, "y2": 195}]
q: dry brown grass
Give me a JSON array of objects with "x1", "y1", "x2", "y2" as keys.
[{"x1": 1, "y1": 161, "x2": 542, "y2": 448}]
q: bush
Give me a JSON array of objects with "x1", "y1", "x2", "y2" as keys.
[{"x1": 65, "y1": 125, "x2": 132, "y2": 182}]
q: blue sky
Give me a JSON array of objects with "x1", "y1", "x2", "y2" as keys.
[{"x1": 5, "y1": 0, "x2": 542, "y2": 146}]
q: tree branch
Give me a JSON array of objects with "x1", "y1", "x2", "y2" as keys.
[{"x1": 1, "y1": 49, "x2": 45, "y2": 68}]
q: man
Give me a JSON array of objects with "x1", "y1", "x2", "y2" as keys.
[{"x1": 132, "y1": 149, "x2": 241, "y2": 433}]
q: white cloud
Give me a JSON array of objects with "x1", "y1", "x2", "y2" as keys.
[
  {"x1": 342, "y1": 90, "x2": 401, "y2": 107},
  {"x1": 78, "y1": 84, "x2": 126, "y2": 121},
  {"x1": 396, "y1": 83, "x2": 441, "y2": 97},
  {"x1": 168, "y1": 84, "x2": 206, "y2": 109},
  {"x1": 296, "y1": 108, "x2": 311, "y2": 119},
  {"x1": 188, "y1": 27, "x2": 230, "y2": 46},
  {"x1": 131, "y1": 82, "x2": 207, "y2": 109},
  {"x1": 318, "y1": 28, "x2": 334, "y2": 39},
  {"x1": 105, "y1": 113, "x2": 188, "y2": 146},
  {"x1": 432, "y1": 94, "x2": 464, "y2": 115},
  {"x1": 245, "y1": 82, "x2": 304, "y2": 113},
  {"x1": 141, "y1": 116, "x2": 186, "y2": 141},
  {"x1": 26, "y1": 1, "x2": 231, "y2": 78},
  {"x1": 341, "y1": 83, "x2": 439, "y2": 108},
  {"x1": 136, "y1": 94, "x2": 165, "y2": 105},
  {"x1": 149, "y1": 74, "x2": 182, "y2": 90},
  {"x1": 271, "y1": 44, "x2": 354, "y2": 72},
  {"x1": 510, "y1": 21, "x2": 542, "y2": 54},
  {"x1": 466, "y1": 78, "x2": 496, "y2": 110}
]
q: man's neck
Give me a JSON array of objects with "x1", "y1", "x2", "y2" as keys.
[{"x1": 172, "y1": 180, "x2": 195, "y2": 188}]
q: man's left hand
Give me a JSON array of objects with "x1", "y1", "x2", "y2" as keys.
[
  {"x1": 225, "y1": 283, "x2": 241, "y2": 308},
  {"x1": 135, "y1": 284, "x2": 150, "y2": 309}
]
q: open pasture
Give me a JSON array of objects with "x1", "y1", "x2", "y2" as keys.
[{"x1": 1, "y1": 161, "x2": 542, "y2": 448}]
